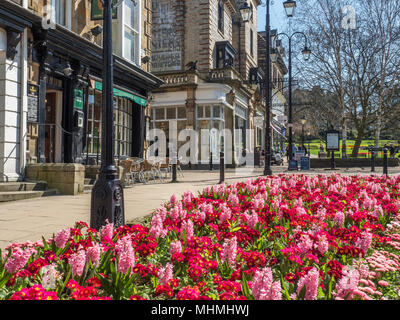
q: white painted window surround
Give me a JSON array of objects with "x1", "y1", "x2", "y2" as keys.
[
  {"x1": 49, "y1": 0, "x2": 72, "y2": 29},
  {"x1": 113, "y1": 0, "x2": 141, "y2": 66}
]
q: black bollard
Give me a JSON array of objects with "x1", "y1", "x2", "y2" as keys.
[
  {"x1": 209, "y1": 152, "x2": 213, "y2": 171},
  {"x1": 383, "y1": 148, "x2": 388, "y2": 176},
  {"x1": 371, "y1": 150, "x2": 375, "y2": 172},
  {"x1": 331, "y1": 150, "x2": 336, "y2": 170},
  {"x1": 171, "y1": 154, "x2": 178, "y2": 183},
  {"x1": 219, "y1": 151, "x2": 225, "y2": 184}
]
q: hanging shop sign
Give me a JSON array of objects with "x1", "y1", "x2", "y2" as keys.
[
  {"x1": 27, "y1": 83, "x2": 39, "y2": 123},
  {"x1": 91, "y1": 0, "x2": 118, "y2": 20},
  {"x1": 73, "y1": 89, "x2": 84, "y2": 110},
  {"x1": 94, "y1": 81, "x2": 147, "y2": 106}
]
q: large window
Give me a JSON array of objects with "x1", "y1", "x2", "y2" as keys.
[
  {"x1": 114, "y1": 97, "x2": 133, "y2": 157},
  {"x1": 86, "y1": 89, "x2": 102, "y2": 156},
  {"x1": 85, "y1": 88, "x2": 134, "y2": 158},
  {"x1": 113, "y1": 0, "x2": 141, "y2": 65},
  {"x1": 50, "y1": 0, "x2": 71, "y2": 28}
]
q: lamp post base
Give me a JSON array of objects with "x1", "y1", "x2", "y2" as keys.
[
  {"x1": 264, "y1": 168, "x2": 273, "y2": 176},
  {"x1": 90, "y1": 166, "x2": 125, "y2": 230}
]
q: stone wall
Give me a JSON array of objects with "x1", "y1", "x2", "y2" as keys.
[
  {"x1": 25, "y1": 163, "x2": 85, "y2": 195},
  {"x1": 310, "y1": 158, "x2": 399, "y2": 169}
]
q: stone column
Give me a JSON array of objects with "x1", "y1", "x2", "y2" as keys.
[{"x1": 0, "y1": 28, "x2": 24, "y2": 182}]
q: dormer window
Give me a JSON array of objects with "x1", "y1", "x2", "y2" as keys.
[{"x1": 215, "y1": 41, "x2": 237, "y2": 69}]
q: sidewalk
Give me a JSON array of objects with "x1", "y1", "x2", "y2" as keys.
[{"x1": 1, "y1": 166, "x2": 399, "y2": 249}]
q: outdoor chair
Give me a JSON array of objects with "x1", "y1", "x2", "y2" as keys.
[
  {"x1": 159, "y1": 157, "x2": 171, "y2": 178},
  {"x1": 120, "y1": 159, "x2": 134, "y2": 187},
  {"x1": 131, "y1": 158, "x2": 146, "y2": 183}
]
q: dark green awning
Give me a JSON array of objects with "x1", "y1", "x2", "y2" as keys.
[{"x1": 94, "y1": 81, "x2": 147, "y2": 106}]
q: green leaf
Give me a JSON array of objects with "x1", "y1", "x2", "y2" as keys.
[
  {"x1": 241, "y1": 273, "x2": 254, "y2": 300},
  {"x1": 57, "y1": 267, "x2": 72, "y2": 297},
  {"x1": 298, "y1": 284, "x2": 307, "y2": 300},
  {"x1": 280, "y1": 275, "x2": 291, "y2": 300}
]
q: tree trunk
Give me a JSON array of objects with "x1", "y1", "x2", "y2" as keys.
[
  {"x1": 351, "y1": 131, "x2": 363, "y2": 158},
  {"x1": 342, "y1": 120, "x2": 347, "y2": 158}
]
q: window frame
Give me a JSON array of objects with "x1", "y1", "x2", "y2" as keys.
[{"x1": 113, "y1": 0, "x2": 142, "y2": 65}]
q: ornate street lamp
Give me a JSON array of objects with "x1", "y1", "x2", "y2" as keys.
[
  {"x1": 283, "y1": 0, "x2": 297, "y2": 18},
  {"x1": 90, "y1": 0, "x2": 125, "y2": 230},
  {"x1": 273, "y1": 1, "x2": 311, "y2": 170},
  {"x1": 239, "y1": 1, "x2": 252, "y2": 23}
]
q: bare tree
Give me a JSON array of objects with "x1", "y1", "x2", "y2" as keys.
[{"x1": 294, "y1": 0, "x2": 400, "y2": 157}]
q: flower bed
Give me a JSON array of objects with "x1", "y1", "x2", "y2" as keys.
[{"x1": 1, "y1": 174, "x2": 400, "y2": 300}]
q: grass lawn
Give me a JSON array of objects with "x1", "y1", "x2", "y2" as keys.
[{"x1": 291, "y1": 139, "x2": 399, "y2": 158}]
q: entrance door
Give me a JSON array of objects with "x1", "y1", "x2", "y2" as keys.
[{"x1": 45, "y1": 92, "x2": 57, "y2": 163}]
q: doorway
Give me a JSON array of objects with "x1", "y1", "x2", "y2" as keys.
[{"x1": 45, "y1": 91, "x2": 63, "y2": 163}]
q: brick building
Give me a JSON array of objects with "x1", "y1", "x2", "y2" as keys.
[
  {"x1": 149, "y1": 0, "x2": 264, "y2": 167},
  {"x1": 0, "y1": 0, "x2": 162, "y2": 182}
]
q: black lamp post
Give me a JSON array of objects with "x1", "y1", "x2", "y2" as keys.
[
  {"x1": 301, "y1": 116, "x2": 306, "y2": 147},
  {"x1": 90, "y1": 0, "x2": 125, "y2": 230},
  {"x1": 274, "y1": 1, "x2": 311, "y2": 169}
]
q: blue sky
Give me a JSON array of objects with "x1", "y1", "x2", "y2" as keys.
[{"x1": 257, "y1": 1, "x2": 287, "y2": 32}]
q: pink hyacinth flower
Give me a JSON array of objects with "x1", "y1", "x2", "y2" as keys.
[
  {"x1": 158, "y1": 263, "x2": 174, "y2": 286},
  {"x1": 54, "y1": 228, "x2": 70, "y2": 248},
  {"x1": 115, "y1": 235, "x2": 135, "y2": 275},
  {"x1": 4, "y1": 248, "x2": 31, "y2": 274},
  {"x1": 296, "y1": 267, "x2": 320, "y2": 300},
  {"x1": 251, "y1": 267, "x2": 282, "y2": 300},
  {"x1": 69, "y1": 250, "x2": 87, "y2": 277}
]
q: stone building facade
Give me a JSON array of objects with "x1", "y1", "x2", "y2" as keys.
[
  {"x1": 0, "y1": 0, "x2": 162, "y2": 182},
  {"x1": 150, "y1": 0, "x2": 264, "y2": 167}
]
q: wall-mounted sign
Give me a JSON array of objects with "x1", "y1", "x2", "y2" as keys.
[
  {"x1": 91, "y1": 0, "x2": 118, "y2": 20},
  {"x1": 27, "y1": 83, "x2": 39, "y2": 123},
  {"x1": 74, "y1": 89, "x2": 84, "y2": 110},
  {"x1": 151, "y1": 0, "x2": 183, "y2": 72},
  {"x1": 326, "y1": 130, "x2": 340, "y2": 151}
]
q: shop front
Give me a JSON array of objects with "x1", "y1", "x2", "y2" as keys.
[{"x1": 25, "y1": 21, "x2": 162, "y2": 169}]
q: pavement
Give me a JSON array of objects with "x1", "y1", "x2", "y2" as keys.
[{"x1": 1, "y1": 165, "x2": 399, "y2": 250}]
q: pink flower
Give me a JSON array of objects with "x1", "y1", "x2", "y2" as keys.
[
  {"x1": 5, "y1": 248, "x2": 31, "y2": 274},
  {"x1": 377, "y1": 280, "x2": 389, "y2": 287},
  {"x1": 244, "y1": 210, "x2": 259, "y2": 229},
  {"x1": 158, "y1": 263, "x2": 174, "y2": 286},
  {"x1": 297, "y1": 234, "x2": 314, "y2": 255},
  {"x1": 115, "y1": 235, "x2": 135, "y2": 275},
  {"x1": 221, "y1": 237, "x2": 237, "y2": 268},
  {"x1": 181, "y1": 219, "x2": 194, "y2": 240},
  {"x1": 100, "y1": 220, "x2": 114, "y2": 241},
  {"x1": 334, "y1": 268, "x2": 360, "y2": 299},
  {"x1": 54, "y1": 228, "x2": 70, "y2": 248},
  {"x1": 150, "y1": 214, "x2": 168, "y2": 239},
  {"x1": 69, "y1": 250, "x2": 87, "y2": 277},
  {"x1": 170, "y1": 240, "x2": 182, "y2": 255},
  {"x1": 170, "y1": 194, "x2": 177, "y2": 204},
  {"x1": 219, "y1": 203, "x2": 232, "y2": 224},
  {"x1": 251, "y1": 267, "x2": 282, "y2": 300},
  {"x1": 296, "y1": 267, "x2": 320, "y2": 300},
  {"x1": 333, "y1": 211, "x2": 345, "y2": 226},
  {"x1": 355, "y1": 232, "x2": 373, "y2": 255},
  {"x1": 316, "y1": 234, "x2": 329, "y2": 255},
  {"x1": 87, "y1": 244, "x2": 102, "y2": 266}
]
